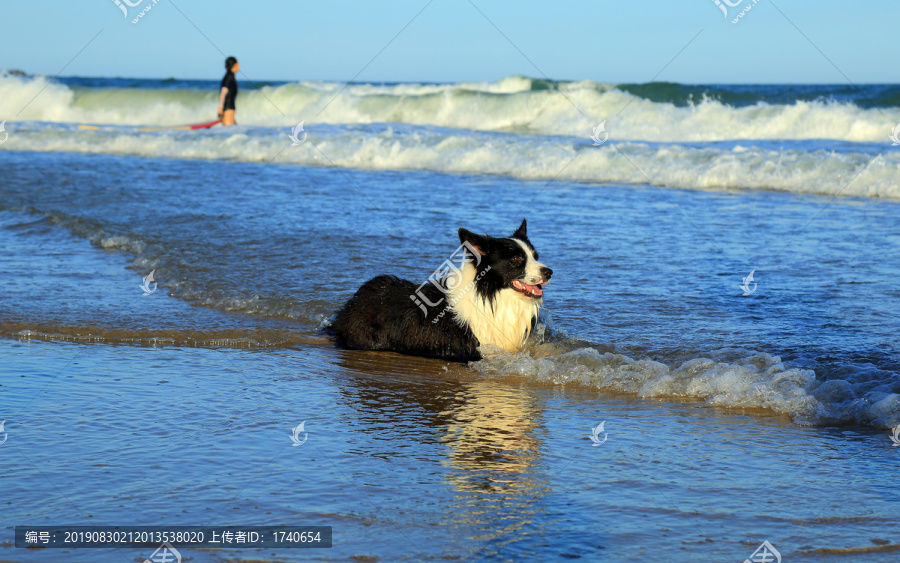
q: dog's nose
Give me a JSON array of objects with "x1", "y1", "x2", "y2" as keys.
[{"x1": 540, "y1": 267, "x2": 553, "y2": 281}]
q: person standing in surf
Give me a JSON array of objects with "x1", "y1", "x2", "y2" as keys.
[{"x1": 218, "y1": 57, "x2": 239, "y2": 125}]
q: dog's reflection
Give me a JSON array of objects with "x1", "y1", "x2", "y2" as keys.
[
  {"x1": 335, "y1": 350, "x2": 544, "y2": 489},
  {"x1": 334, "y1": 349, "x2": 550, "y2": 553}
]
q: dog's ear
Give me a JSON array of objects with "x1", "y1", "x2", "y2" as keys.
[
  {"x1": 512, "y1": 219, "x2": 527, "y2": 240},
  {"x1": 458, "y1": 228, "x2": 488, "y2": 256}
]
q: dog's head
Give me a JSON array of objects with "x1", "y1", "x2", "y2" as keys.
[{"x1": 458, "y1": 219, "x2": 552, "y2": 301}]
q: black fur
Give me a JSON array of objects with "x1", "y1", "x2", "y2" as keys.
[{"x1": 332, "y1": 275, "x2": 481, "y2": 361}]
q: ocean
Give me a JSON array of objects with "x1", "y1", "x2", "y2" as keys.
[{"x1": 1, "y1": 73, "x2": 899, "y2": 562}]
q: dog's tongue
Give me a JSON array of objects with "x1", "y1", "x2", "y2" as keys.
[{"x1": 512, "y1": 280, "x2": 543, "y2": 297}]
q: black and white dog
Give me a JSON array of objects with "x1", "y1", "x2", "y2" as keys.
[{"x1": 332, "y1": 220, "x2": 552, "y2": 361}]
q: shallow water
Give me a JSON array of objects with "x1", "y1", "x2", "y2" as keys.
[{"x1": 3, "y1": 340, "x2": 900, "y2": 562}]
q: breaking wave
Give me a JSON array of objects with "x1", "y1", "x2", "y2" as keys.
[
  {"x1": 473, "y1": 331, "x2": 900, "y2": 429},
  {"x1": 2, "y1": 73, "x2": 898, "y2": 142},
  {"x1": 5, "y1": 122, "x2": 900, "y2": 199}
]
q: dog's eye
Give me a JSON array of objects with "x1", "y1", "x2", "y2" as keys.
[{"x1": 510, "y1": 256, "x2": 524, "y2": 266}]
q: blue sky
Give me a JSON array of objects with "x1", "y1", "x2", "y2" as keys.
[{"x1": 0, "y1": 1, "x2": 896, "y2": 84}]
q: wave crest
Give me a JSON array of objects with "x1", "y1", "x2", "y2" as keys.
[
  {"x1": 473, "y1": 337, "x2": 900, "y2": 429},
  {"x1": 2, "y1": 74, "x2": 896, "y2": 142},
  {"x1": 6, "y1": 123, "x2": 899, "y2": 198}
]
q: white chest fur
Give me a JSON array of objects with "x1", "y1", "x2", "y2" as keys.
[{"x1": 448, "y1": 263, "x2": 541, "y2": 352}]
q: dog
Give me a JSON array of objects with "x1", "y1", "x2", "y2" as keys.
[{"x1": 331, "y1": 219, "x2": 552, "y2": 361}]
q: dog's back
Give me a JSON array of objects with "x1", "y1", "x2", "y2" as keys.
[{"x1": 332, "y1": 275, "x2": 480, "y2": 361}]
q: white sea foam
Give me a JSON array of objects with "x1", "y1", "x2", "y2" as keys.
[
  {"x1": 473, "y1": 339, "x2": 900, "y2": 429},
  {"x1": 5, "y1": 123, "x2": 900, "y2": 199},
  {"x1": 4, "y1": 74, "x2": 900, "y2": 199},
  {"x1": 2, "y1": 74, "x2": 897, "y2": 142}
]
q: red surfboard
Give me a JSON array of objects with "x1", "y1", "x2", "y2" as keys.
[
  {"x1": 186, "y1": 119, "x2": 222, "y2": 130},
  {"x1": 78, "y1": 119, "x2": 223, "y2": 132}
]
